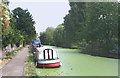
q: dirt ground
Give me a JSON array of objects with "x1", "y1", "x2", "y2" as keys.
[{"x1": 0, "y1": 59, "x2": 11, "y2": 69}]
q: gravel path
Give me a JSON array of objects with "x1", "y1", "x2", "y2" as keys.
[{"x1": 1, "y1": 47, "x2": 29, "y2": 76}]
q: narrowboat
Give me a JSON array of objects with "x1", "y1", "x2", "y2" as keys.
[
  {"x1": 33, "y1": 46, "x2": 61, "y2": 68},
  {"x1": 31, "y1": 40, "x2": 43, "y2": 53}
]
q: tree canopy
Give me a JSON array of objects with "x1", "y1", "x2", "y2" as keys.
[
  {"x1": 2, "y1": 7, "x2": 37, "y2": 48},
  {"x1": 39, "y1": 2, "x2": 119, "y2": 58},
  {"x1": 12, "y1": 7, "x2": 37, "y2": 43},
  {"x1": 39, "y1": 27, "x2": 55, "y2": 45}
]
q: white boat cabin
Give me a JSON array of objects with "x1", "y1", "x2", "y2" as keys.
[{"x1": 35, "y1": 47, "x2": 59, "y2": 60}]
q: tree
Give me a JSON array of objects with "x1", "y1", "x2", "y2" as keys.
[
  {"x1": 12, "y1": 7, "x2": 36, "y2": 44},
  {"x1": 53, "y1": 24, "x2": 64, "y2": 46},
  {"x1": 1, "y1": 0, "x2": 13, "y2": 48},
  {"x1": 39, "y1": 32, "x2": 47, "y2": 45},
  {"x1": 39, "y1": 2, "x2": 119, "y2": 58},
  {"x1": 80, "y1": 2, "x2": 118, "y2": 56},
  {"x1": 39, "y1": 27, "x2": 55, "y2": 45},
  {"x1": 63, "y1": 2, "x2": 86, "y2": 48},
  {"x1": 56, "y1": 2, "x2": 118, "y2": 57}
]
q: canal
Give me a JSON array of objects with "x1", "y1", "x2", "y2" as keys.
[{"x1": 36, "y1": 46, "x2": 118, "y2": 76}]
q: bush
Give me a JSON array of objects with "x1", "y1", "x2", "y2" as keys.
[
  {"x1": 6, "y1": 51, "x2": 15, "y2": 56},
  {"x1": 3, "y1": 57, "x2": 12, "y2": 59},
  {"x1": 6, "y1": 52, "x2": 12, "y2": 56}
]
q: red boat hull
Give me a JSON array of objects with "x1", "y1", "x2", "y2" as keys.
[{"x1": 38, "y1": 62, "x2": 61, "y2": 68}]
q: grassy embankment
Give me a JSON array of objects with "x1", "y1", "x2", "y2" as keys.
[
  {"x1": 24, "y1": 49, "x2": 38, "y2": 76},
  {"x1": 2, "y1": 47, "x2": 23, "y2": 60}
]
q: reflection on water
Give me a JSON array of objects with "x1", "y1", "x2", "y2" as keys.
[{"x1": 36, "y1": 46, "x2": 118, "y2": 76}]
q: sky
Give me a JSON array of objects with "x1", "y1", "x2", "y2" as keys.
[{"x1": 9, "y1": 0, "x2": 70, "y2": 35}]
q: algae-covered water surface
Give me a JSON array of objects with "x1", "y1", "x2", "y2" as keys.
[{"x1": 36, "y1": 46, "x2": 118, "y2": 76}]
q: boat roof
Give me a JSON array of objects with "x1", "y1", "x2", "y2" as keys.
[
  {"x1": 36, "y1": 46, "x2": 55, "y2": 52},
  {"x1": 32, "y1": 40, "x2": 42, "y2": 45},
  {"x1": 32, "y1": 40, "x2": 41, "y2": 43}
]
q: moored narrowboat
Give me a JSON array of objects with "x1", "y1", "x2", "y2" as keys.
[
  {"x1": 34, "y1": 46, "x2": 61, "y2": 68},
  {"x1": 31, "y1": 40, "x2": 43, "y2": 53}
]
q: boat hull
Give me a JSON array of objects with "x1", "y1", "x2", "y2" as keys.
[{"x1": 38, "y1": 62, "x2": 61, "y2": 68}]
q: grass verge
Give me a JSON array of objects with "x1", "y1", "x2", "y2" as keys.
[
  {"x1": 0, "y1": 47, "x2": 23, "y2": 69},
  {"x1": 24, "y1": 49, "x2": 38, "y2": 76},
  {"x1": 2, "y1": 47, "x2": 24, "y2": 60}
]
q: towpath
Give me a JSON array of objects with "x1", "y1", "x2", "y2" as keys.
[{"x1": 1, "y1": 47, "x2": 29, "y2": 76}]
